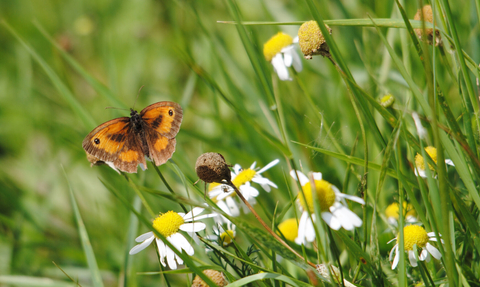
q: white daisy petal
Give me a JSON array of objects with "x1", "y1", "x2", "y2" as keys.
[
  {"x1": 135, "y1": 232, "x2": 154, "y2": 242},
  {"x1": 426, "y1": 243, "x2": 442, "y2": 259},
  {"x1": 304, "y1": 215, "x2": 316, "y2": 242},
  {"x1": 419, "y1": 249, "x2": 428, "y2": 261},
  {"x1": 331, "y1": 208, "x2": 355, "y2": 230},
  {"x1": 241, "y1": 185, "x2": 259, "y2": 199},
  {"x1": 216, "y1": 200, "x2": 232, "y2": 216},
  {"x1": 129, "y1": 236, "x2": 154, "y2": 255},
  {"x1": 312, "y1": 172, "x2": 322, "y2": 181},
  {"x1": 257, "y1": 159, "x2": 279, "y2": 173},
  {"x1": 416, "y1": 168, "x2": 427, "y2": 178},
  {"x1": 295, "y1": 212, "x2": 309, "y2": 245},
  {"x1": 233, "y1": 164, "x2": 242, "y2": 174},
  {"x1": 174, "y1": 233, "x2": 194, "y2": 256},
  {"x1": 166, "y1": 247, "x2": 177, "y2": 270},
  {"x1": 183, "y1": 207, "x2": 204, "y2": 221},
  {"x1": 156, "y1": 239, "x2": 167, "y2": 267},
  {"x1": 175, "y1": 253, "x2": 184, "y2": 265},
  {"x1": 332, "y1": 203, "x2": 363, "y2": 228},
  {"x1": 445, "y1": 159, "x2": 454, "y2": 166},
  {"x1": 392, "y1": 246, "x2": 400, "y2": 270},
  {"x1": 335, "y1": 192, "x2": 365, "y2": 205},
  {"x1": 291, "y1": 48, "x2": 303, "y2": 72},
  {"x1": 321, "y1": 211, "x2": 341, "y2": 230},
  {"x1": 225, "y1": 197, "x2": 240, "y2": 217},
  {"x1": 250, "y1": 162, "x2": 257, "y2": 170},
  {"x1": 179, "y1": 222, "x2": 207, "y2": 233},
  {"x1": 283, "y1": 50, "x2": 293, "y2": 67},
  {"x1": 216, "y1": 189, "x2": 235, "y2": 201},
  {"x1": 389, "y1": 244, "x2": 397, "y2": 260},
  {"x1": 272, "y1": 53, "x2": 291, "y2": 81},
  {"x1": 290, "y1": 170, "x2": 309, "y2": 186},
  {"x1": 408, "y1": 250, "x2": 418, "y2": 267}
]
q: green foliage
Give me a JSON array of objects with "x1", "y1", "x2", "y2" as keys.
[{"x1": 1, "y1": 0, "x2": 480, "y2": 286}]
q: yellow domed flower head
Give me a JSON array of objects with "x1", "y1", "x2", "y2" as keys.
[
  {"x1": 414, "y1": 146, "x2": 454, "y2": 177},
  {"x1": 385, "y1": 202, "x2": 417, "y2": 225},
  {"x1": 192, "y1": 269, "x2": 228, "y2": 287},
  {"x1": 298, "y1": 20, "x2": 332, "y2": 59},
  {"x1": 129, "y1": 208, "x2": 216, "y2": 270},
  {"x1": 290, "y1": 170, "x2": 365, "y2": 245},
  {"x1": 277, "y1": 218, "x2": 299, "y2": 242},
  {"x1": 389, "y1": 225, "x2": 443, "y2": 269},
  {"x1": 209, "y1": 159, "x2": 279, "y2": 224},
  {"x1": 263, "y1": 32, "x2": 302, "y2": 81},
  {"x1": 413, "y1": 5, "x2": 442, "y2": 46},
  {"x1": 380, "y1": 94, "x2": 395, "y2": 108}
]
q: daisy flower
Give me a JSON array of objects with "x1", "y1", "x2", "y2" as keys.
[
  {"x1": 389, "y1": 225, "x2": 443, "y2": 269},
  {"x1": 209, "y1": 159, "x2": 279, "y2": 222},
  {"x1": 206, "y1": 222, "x2": 237, "y2": 247},
  {"x1": 290, "y1": 170, "x2": 365, "y2": 245},
  {"x1": 129, "y1": 208, "x2": 215, "y2": 270},
  {"x1": 385, "y1": 202, "x2": 417, "y2": 226},
  {"x1": 263, "y1": 32, "x2": 302, "y2": 81},
  {"x1": 414, "y1": 146, "x2": 454, "y2": 178}
]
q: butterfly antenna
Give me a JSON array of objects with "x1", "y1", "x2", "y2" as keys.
[
  {"x1": 105, "y1": 106, "x2": 128, "y2": 111},
  {"x1": 132, "y1": 85, "x2": 145, "y2": 110}
]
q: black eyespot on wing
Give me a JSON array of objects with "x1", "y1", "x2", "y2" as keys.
[
  {"x1": 94, "y1": 138, "x2": 100, "y2": 144},
  {"x1": 169, "y1": 109, "x2": 173, "y2": 116}
]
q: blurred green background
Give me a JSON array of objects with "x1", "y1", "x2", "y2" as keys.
[{"x1": 0, "y1": 0, "x2": 477, "y2": 286}]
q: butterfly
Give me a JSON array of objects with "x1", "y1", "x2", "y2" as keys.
[{"x1": 82, "y1": 101, "x2": 183, "y2": 173}]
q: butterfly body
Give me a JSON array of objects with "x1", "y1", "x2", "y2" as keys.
[{"x1": 82, "y1": 101, "x2": 183, "y2": 173}]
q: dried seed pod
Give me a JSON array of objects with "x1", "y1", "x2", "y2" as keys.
[
  {"x1": 192, "y1": 269, "x2": 228, "y2": 287},
  {"x1": 414, "y1": 5, "x2": 442, "y2": 46},
  {"x1": 195, "y1": 153, "x2": 231, "y2": 184}
]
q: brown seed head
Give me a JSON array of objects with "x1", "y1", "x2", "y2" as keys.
[
  {"x1": 192, "y1": 269, "x2": 228, "y2": 287},
  {"x1": 195, "y1": 153, "x2": 231, "y2": 184},
  {"x1": 298, "y1": 20, "x2": 332, "y2": 59},
  {"x1": 413, "y1": 5, "x2": 442, "y2": 46}
]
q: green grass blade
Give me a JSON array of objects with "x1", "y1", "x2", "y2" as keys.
[
  {"x1": 2, "y1": 20, "x2": 96, "y2": 130},
  {"x1": 64, "y1": 170, "x2": 104, "y2": 287}
]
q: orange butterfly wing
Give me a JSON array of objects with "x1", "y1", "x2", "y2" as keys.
[
  {"x1": 140, "y1": 101, "x2": 183, "y2": 166},
  {"x1": 82, "y1": 117, "x2": 147, "y2": 173}
]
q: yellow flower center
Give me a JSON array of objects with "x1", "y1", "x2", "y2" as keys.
[
  {"x1": 220, "y1": 230, "x2": 235, "y2": 246},
  {"x1": 385, "y1": 202, "x2": 417, "y2": 219},
  {"x1": 415, "y1": 146, "x2": 437, "y2": 171},
  {"x1": 277, "y1": 218, "x2": 298, "y2": 242},
  {"x1": 263, "y1": 32, "x2": 293, "y2": 62},
  {"x1": 380, "y1": 94, "x2": 395, "y2": 108},
  {"x1": 232, "y1": 168, "x2": 256, "y2": 187},
  {"x1": 400, "y1": 225, "x2": 429, "y2": 251},
  {"x1": 298, "y1": 20, "x2": 331, "y2": 58},
  {"x1": 298, "y1": 179, "x2": 336, "y2": 212},
  {"x1": 208, "y1": 168, "x2": 257, "y2": 201},
  {"x1": 152, "y1": 211, "x2": 184, "y2": 238}
]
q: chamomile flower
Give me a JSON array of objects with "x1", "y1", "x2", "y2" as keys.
[
  {"x1": 206, "y1": 222, "x2": 237, "y2": 247},
  {"x1": 209, "y1": 159, "x2": 279, "y2": 222},
  {"x1": 385, "y1": 202, "x2": 417, "y2": 226},
  {"x1": 263, "y1": 32, "x2": 302, "y2": 81},
  {"x1": 290, "y1": 170, "x2": 365, "y2": 244},
  {"x1": 389, "y1": 225, "x2": 443, "y2": 269},
  {"x1": 414, "y1": 146, "x2": 454, "y2": 178},
  {"x1": 129, "y1": 208, "x2": 215, "y2": 270}
]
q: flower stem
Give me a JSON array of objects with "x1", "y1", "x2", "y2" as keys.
[{"x1": 227, "y1": 180, "x2": 316, "y2": 268}]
